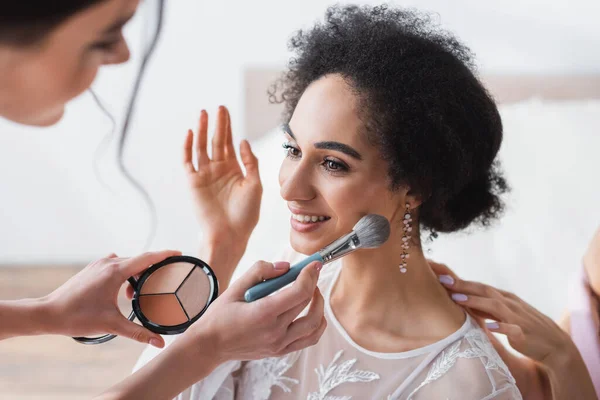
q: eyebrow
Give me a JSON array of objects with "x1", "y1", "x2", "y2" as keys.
[
  {"x1": 282, "y1": 123, "x2": 363, "y2": 161},
  {"x1": 102, "y1": 12, "x2": 135, "y2": 35}
]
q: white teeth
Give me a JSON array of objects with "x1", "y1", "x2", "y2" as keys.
[{"x1": 292, "y1": 214, "x2": 329, "y2": 223}]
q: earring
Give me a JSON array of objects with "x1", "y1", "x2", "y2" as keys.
[{"x1": 400, "y1": 203, "x2": 412, "y2": 274}]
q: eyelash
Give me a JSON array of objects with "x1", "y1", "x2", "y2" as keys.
[
  {"x1": 282, "y1": 142, "x2": 349, "y2": 174},
  {"x1": 92, "y1": 40, "x2": 119, "y2": 51}
]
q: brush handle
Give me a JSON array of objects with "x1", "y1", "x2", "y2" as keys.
[{"x1": 244, "y1": 253, "x2": 324, "y2": 302}]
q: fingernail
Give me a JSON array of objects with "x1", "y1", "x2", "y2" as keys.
[
  {"x1": 314, "y1": 262, "x2": 323, "y2": 272},
  {"x1": 149, "y1": 338, "x2": 163, "y2": 348},
  {"x1": 439, "y1": 275, "x2": 455, "y2": 286},
  {"x1": 486, "y1": 322, "x2": 499, "y2": 330},
  {"x1": 273, "y1": 261, "x2": 290, "y2": 270},
  {"x1": 451, "y1": 293, "x2": 468, "y2": 302}
]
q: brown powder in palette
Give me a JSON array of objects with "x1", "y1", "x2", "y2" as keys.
[{"x1": 138, "y1": 294, "x2": 188, "y2": 326}]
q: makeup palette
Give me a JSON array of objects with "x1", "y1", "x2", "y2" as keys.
[{"x1": 73, "y1": 255, "x2": 218, "y2": 344}]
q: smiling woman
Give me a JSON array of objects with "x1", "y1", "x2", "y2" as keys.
[{"x1": 135, "y1": 5, "x2": 523, "y2": 399}]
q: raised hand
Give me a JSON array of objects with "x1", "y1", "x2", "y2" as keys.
[{"x1": 183, "y1": 106, "x2": 262, "y2": 253}]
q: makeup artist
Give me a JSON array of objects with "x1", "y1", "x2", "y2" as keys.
[{"x1": 0, "y1": 2, "x2": 325, "y2": 399}]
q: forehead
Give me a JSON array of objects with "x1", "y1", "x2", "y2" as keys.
[
  {"x1": 51, "y1": 0, "x2": 139, "y2": 41},
  {"x1": 289, "y1": 74, "x2": 367, "y2": 146}
]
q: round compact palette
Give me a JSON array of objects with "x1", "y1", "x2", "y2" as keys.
[
  {"x1": 73, "y1": 255, "x2": 218, "y2": 344},
  {"x1": 132, "y1": 256, "x2": 218, "y2": 334}
]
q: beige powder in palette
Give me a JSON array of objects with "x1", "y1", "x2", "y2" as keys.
[{"x1": 138, "y1": 261, "x2": 214, "y2": 326}]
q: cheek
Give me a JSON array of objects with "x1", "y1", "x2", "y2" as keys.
[
  {"x1": 66, "y1": 56, "x2": 100, "y2": 100},
  {"x1": 39, "y1": 54, "x2": 100, "y2": 119},
  {"x1": 327, "y1": 176, "x2": 393, "y2": 220}
]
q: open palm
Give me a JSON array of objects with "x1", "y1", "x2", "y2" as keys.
[{"x1": 183, "y1": 106, "x2": 262, "y2": 245}]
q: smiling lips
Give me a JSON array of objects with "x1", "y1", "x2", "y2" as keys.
[
  {"x1": 291, "y1": 213, "x2": 329, "y2": 223},
  {"x1": 289, "y1": 212, "x2": 331, "y2": 233}
]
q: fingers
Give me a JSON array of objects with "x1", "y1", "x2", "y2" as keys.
[
  {"x1": 283, "y1": 287, "x2": 325, "y2": 341},
  {"x1": 440, "y1": 276, "x2": 503, "y2": 301},
  {"x1": 196, "y1": 110, "x2": 209, "y2": 166},
  {"x1": 183, "y1": 129, "x2": 195, "y2": 173},
  {"x1": 119, "y1": 250, "x2": 182, "y2": 278},
  {"x1": 228, "y1": 260, "x2": 291, "y2": 298},
  {"x1": 485, "y1": 321, "x2": 525, "y2": 345},
  {"x1": 106, "y1": 253, "x2": 118, "y2": 258},
  {"x1": 451, "y1": 294, "x2": 512, "y2": 323},
  {"x1": 259, "y1": 262, "x2": 322, "y2": 318},
  {"x1": 279, "y1": 316, "x2": 327, "y2": 355},
  {"x1": 278, "y1": 297, "x2": 310, "y2": 327},
  {"x1": 239, "y1": 140, "x2": 260, "y2": 182},
  {"x1": 112, "y1": 316, "x2": 165, "y2": 348},
  {"x1": 224, "y1": 107, "x2": 236, "y2": 160},
  {"x1": 125, "y1": 284, "x2": 134, "y2": 300},
  {"x1": 211, "y1": 106, "x2": 227, "y2": 162}
]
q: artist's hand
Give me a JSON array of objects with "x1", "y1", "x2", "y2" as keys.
[
  {"x1": 429, "y1": 261, "x2": 574, "y2": 364},
  {"x1": 184, "y1": 106, "x2": 262, "y2": 248},
  {"x1": 584, "y1": 226, "x2": 600, "y2": 296},
  {"x1": 429, "y1": 260, "x2": 597, "y2": 400},
  {"x1": 96, "y1": 260, "x2": 326, "y2": 400},
  {"x1": 181, "y1": 259, "x2": 327, "y2": 362},
  {"x1": 44, "y1": 250, "x2": 180, "y2": 347}
]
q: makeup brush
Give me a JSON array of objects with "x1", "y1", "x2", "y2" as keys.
[{"x1": 244, "y1": 214, "x2": 390, "y2": 302}]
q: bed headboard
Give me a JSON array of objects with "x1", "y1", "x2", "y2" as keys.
[{"x1": 243, "y1": 68, "x2": 600, "y2": 139}]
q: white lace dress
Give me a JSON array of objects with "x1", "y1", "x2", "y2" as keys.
[{"x1": 134, "y1": 251, "x2": 522, "y2": 400}]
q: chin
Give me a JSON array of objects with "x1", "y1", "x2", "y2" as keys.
[
  {"x1": 289, "y1": 231, "x2": 332, "y2": 256},
  {"x1": 16, "y1": 105, "x2": 66, "y2": 127},
  {"x1": 34, "y1": 107, "x2": 66, "y2": 127}
]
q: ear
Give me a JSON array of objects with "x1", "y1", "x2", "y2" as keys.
[{"x1": 405, "y1": 187, "x2": 423, "y2": 210}]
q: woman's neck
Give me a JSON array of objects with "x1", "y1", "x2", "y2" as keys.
[{"x1": 329, "y1": 230, "x2": 466, "y2": 352}]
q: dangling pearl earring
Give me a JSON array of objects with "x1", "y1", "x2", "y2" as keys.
[{"x1": 400, "y1": 203, "x2": 412, "y2": 274}]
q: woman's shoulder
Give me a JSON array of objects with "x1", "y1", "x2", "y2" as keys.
[{"x1": 408, "y1": 320, "x2": 521, "y2": 399}]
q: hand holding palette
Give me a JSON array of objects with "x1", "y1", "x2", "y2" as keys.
[{"x1": 73, "y1": 255, "x2": 218, "y2": 345}]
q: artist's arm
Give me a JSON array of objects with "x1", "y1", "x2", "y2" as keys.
[
  {"x1": 183, "y1": 106, "x2": 262, "y2": 291},
  {"x1": 97, "y1": 259, "x2": 327, "y2": 400},
  {"x1": 0, "y1": 251, "x2": 179, "y2": 347}
]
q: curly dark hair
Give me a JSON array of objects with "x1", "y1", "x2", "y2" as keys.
[{"x1": 270, "y1": 4, "x2": 508, "y2": 233}]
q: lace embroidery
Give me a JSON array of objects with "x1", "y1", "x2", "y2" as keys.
[
  {"x1": 240, "y1": 352, "x2": 301, "y2": 400},
  {"x1": 463, "y1": 328, "x2": 515, "y2": 384},
  {"x1": 406, "y1": 341, "x2": 462, "y2": 399},
  {"x1": 406, "y1": 327, "x2": 521, "y2": 400},
  {"x1": 308, "y1": 350, "x2": 380, "y2": 400}
]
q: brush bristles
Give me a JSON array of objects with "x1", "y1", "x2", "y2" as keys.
[{"x1": 353, "y1": 214, "x2": 390, "y2": 248}]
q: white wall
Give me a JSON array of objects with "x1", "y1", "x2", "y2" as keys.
[{"x1": 0, "y1": 0, "x2": 599, "y2": 264}]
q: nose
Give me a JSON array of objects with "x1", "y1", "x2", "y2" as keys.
[
  {"x1": 279, "y1": 159, "x2": 316, "y2": 202},
  {"x1": 105, "y1": 39, "x2": 131, "y2": 66}
]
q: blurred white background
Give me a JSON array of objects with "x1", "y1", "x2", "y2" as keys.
[{"x1": 0, "y1": 0, "x2": 599, "y2": 320}]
